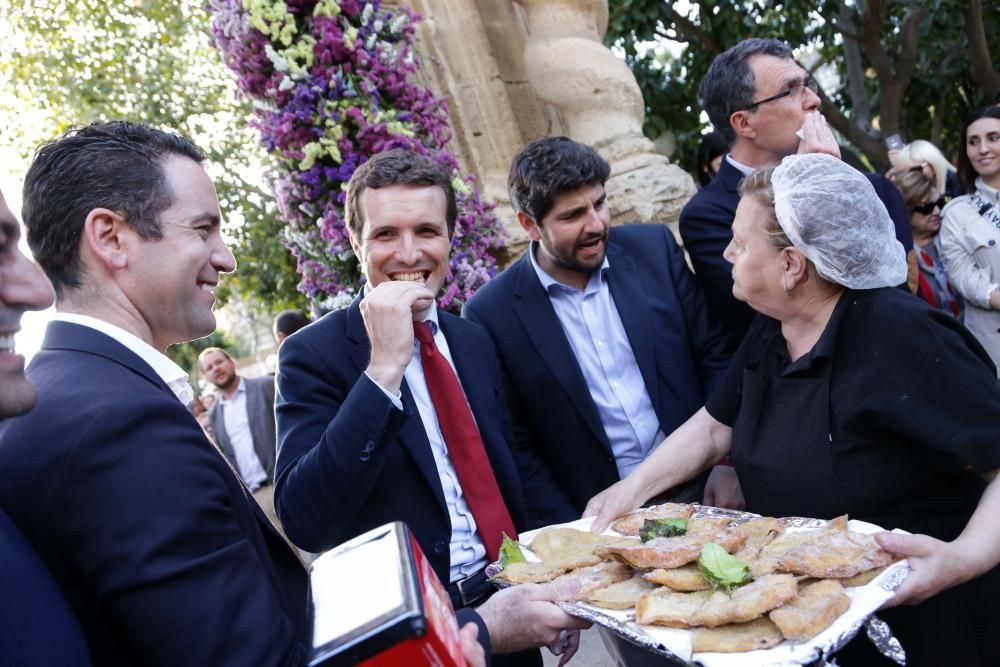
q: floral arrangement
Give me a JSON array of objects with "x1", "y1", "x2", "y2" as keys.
[{"x1": 208, "y1": 0, "x2": 504, "y2": 311}]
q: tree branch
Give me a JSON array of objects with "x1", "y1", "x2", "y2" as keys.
[
  {"x1": 965, "y1": 0, "x2": 1000, "y2": 100},
  {"x1": 666, "y1": 5, "x2": 722, "y2": 54},
  {"x1": 837, "y1": 0, "x2": 872, "y2": 131}
]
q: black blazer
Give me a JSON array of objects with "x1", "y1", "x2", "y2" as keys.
[
  {"x1": 0, "y1": 322, "x2": 310, "y2": 667},
  {"x1": 463, "y1": 225, "x2": 731, "y2": 527}
]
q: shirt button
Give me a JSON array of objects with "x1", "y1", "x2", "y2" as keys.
[
  {"x1": 360, "y1": 451, "x2": 371, "y2": 462},
  {"x1": 364, "y1": 441, "x2": 376, "y2": 452},
  {"x1": 434, "y1": 541, "x2": 448, "y2": 554}
]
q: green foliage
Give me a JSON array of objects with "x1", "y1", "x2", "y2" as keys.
[
  {"x1": 0, "y1": 0, "x2": 308, "y2": 315},
  {"x1": 607, "y1": 1, "x2": 1000, "y2": 174}
]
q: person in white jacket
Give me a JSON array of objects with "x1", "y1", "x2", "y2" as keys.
[{"x1": 940, "y1": 105, "x2": 1000, "y2": 375}]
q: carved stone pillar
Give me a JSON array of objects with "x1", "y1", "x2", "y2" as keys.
[{"x1": 515, "y1": 0, "x2": 695, "y2": 233}]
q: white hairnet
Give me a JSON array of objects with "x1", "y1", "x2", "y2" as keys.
[{"x1": 771, "y1": 153, "x2": 907, "y2": 289}]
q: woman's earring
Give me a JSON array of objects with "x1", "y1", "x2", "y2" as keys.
[{"x1": 783, "y1": 273, "x2": 792, "y2": 295}]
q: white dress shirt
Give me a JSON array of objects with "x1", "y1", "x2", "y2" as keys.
[{"x1": 218, "y1": 379, "x2": 269, "y2": 491}]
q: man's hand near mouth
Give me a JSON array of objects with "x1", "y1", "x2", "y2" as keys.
[{"x1": 361, "y1": 280, "x2": 435, "y2": 394}]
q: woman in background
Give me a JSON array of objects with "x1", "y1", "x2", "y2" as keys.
[
  {"x1": 890, "y1": 168, "x2": 963, "y2": 317},
  {"x1": 940, "y1": 106, "x2": 1000, "y2": 373}
]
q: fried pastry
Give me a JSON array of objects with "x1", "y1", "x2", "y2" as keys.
[
  {"x1": 635, "y1": 589, "x2": 713, "y2": 628},
  {"x1": 494, "y1": 560, "x2": 567, "y2": 584},
  {"x1": 644, "y1": 564, "x2": 709, "y2": 591},
  {"x1": 777, "y1": 530, "x2": 893, "y2": 578},
  {"x1": 733, "y1": 517, "x2": 784, "y2": 567},
  {"x1": 692, "y1": 617, "x2": 785, "y2": 653},
  {"x1": 583, "y1": 574, "x2": 657, "y2": 610},
  {"x1": 553, "y1": 561, "x2": 633, "y2": 598},
  {"x1": 692, "y1": 574, "x2": 799, "y2": 627},
  {"x1": 610, "y1": 503, "x2": 696, "y2": 536},
  {"x1": 769, "y1": 579, "x2": 850, "y2": 641},
  {"x1": 529, "y1": 527, "x2": 637, "y2": 570},
  {"x1": 597, "y1": 517, "x2": 746, "y2": 569},
  {"x1": 751, "y1": 529, "x2": 826, "y2": 577}
]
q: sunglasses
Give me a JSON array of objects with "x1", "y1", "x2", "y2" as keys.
[
  {"x1": 740, "y1": 76, "x2": 820, "y2": 112},
  {"x1": 913, "y1": 197, "x2": 945, "y2": 215}
]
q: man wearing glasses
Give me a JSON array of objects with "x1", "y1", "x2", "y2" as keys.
[{"x1": 679, "y1": 38, "x2": 912, "y2": 347}]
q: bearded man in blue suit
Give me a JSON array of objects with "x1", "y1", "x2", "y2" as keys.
[{"x1": 463, "y1": 137, "x2": 738, "y2": 528}]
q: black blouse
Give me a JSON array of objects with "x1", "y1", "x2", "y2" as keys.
[{"x1": 706, "y1": 287, "x2": 1000, "y2": 540}]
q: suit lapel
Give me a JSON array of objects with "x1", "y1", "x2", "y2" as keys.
[
  {"x1": 344, "y1": 299, "x2": 448, "y2": 516},
  {"x1": 43, "y1": 320, "x2": 305, "y2": 566},
  {"x1": 605, "y1": 240, "x2": 660, "y2": 412},
  {"x1": 510, "y1": 255, "x2": 611, "y2": 451}
]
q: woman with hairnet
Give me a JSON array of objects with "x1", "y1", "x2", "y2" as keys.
[{"x1": 585, "y1": 153, "x2": 1000, "y2": 666}]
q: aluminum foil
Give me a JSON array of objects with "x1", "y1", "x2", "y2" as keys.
[{"x1": 487, "y1": 505, "x2": 908, "y2": 667}]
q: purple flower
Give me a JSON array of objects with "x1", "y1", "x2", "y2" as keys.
[{"x1": 208, "y1": 0, "x2": 505, "y2": 311}]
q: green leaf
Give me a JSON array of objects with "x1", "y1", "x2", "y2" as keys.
[
  {"x1": 639, "y1": 518, "x2": 688, "y2": 542},
  {"x1": 499, "y1": 533, "x2": 525, "y2": 568},
  {"x1": 697, "y1": 542, "x2": 751, "y2": 593}
]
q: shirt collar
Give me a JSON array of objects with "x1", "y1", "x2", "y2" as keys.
[
  {"x1": 528, "y1": 240, "x2": 610, "y2": 293},
  {"x1": 220, "y1": 377, "x2": 245, "y2": 404},
  {"x1": 52, "y1": 312, "x2": 193, "y2": 403},
  {"x1": 762, "y1": 290, "x2": 851, "y2": 373},
  {"x1": 975, "y1": 177, "x2": 999, "y2": 204},
  {"x1": 725, "y1": 154, "x2": 755, "y2": 176}
]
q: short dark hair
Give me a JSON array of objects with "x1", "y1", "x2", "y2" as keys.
[
  {"x1": 699, "y1": 38, "x2": 794, "y2": 145},
  {"x1": 273, "y1": 309, "x2": 309, "y2": 337},
  {"x1": 344, "y1": 149, "x2": 457, "y2": 240},
  {"x1": 956, "y1": 106, "x2": 1000, "y2": 192},
  {"x1": 508, "y1": 136, "x2": 611, "y2": 224},
  {"x1": 22, "y1": 121, "x2": 206, "y2": 296}
]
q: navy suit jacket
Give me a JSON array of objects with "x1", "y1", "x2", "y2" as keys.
[
  {"x1": 0, "y1": 508, "x2": 91, "y2": 666},
  {"x1": 274, "y1": 299, "x2": 528, "y2": 587},
  {"x1": 680, "y1": 158, "x2": 914, "y2": 344},
  {"x1": 463, "y1": 225, "x2": 731, "y2": 527},
  {"x1": 0, "y1": 322, "x2": 311, "y2": 667}
]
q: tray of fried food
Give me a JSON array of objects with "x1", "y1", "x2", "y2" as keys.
[{"x1": 487, "y1": 503, "x2": 908, "y2": 666}]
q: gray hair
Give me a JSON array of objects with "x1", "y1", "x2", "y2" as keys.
[{"x1": 698, "y1": 38, "x2": 793, "y2": 145}]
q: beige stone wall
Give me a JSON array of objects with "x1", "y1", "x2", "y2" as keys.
[{"x1": 392, "y1": 0, "x2": 695, "y2": 260}]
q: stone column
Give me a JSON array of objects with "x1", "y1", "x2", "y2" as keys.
[{"x1": 515, "y1": 0, "x2": 695, "y2": 233}]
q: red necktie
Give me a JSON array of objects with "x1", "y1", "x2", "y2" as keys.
[{"x1": 413, "y1": 320, "x2": 517, "y2": 560}]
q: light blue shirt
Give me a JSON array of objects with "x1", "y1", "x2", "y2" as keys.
[
  {"x1": 529, "y1": 243, "x2": 665, "y2": 478},
  {"x1": 367, "y1": 304, "x2": 487, "y2": 582}
]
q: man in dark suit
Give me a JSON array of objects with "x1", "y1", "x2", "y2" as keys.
[
  {"x1": 0, "y1": 188, "x2": 90, "y2": 666},
  {"x1": 680, "y1": 38, "x2": 913, "y2": 345},
  {"x1": 199, "y1": 347, "x2": 280, "y2": 527},
  {"x1": 0, "y1": 122, "x2": 311, "y2": 667},
  {"x1": 275, "y1": 149, "x2": 588, "y2": 665},
  {"x1": 463, "y1": 137, "x2": 737, "y2": 528}
]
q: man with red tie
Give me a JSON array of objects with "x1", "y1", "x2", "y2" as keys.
[{"x1": 274, "y1": 149, "x2": 586, "y2": 666}]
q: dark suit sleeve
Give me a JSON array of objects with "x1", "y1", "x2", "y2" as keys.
[
  {"x1": 866, "y1": 172, "x2": 913, "y2": 255},
  {"x1": 274, "y1": 329, "x2": 411, "y2": 553},
  {"x1": 456, "y1": 608, "x2": 492, "y2": 665},
  {"x1": 59, "y1": 400, "x2": 307, "y2": 667},
  {"x1": 463, "y1": 301, "x2": 579, "y2": 527},
  {"x1": 660, "y1": 226, "x2": 733, "y2": 396},
  {"x1": 678, "y1": 194, "x2": 756, "y2": 342}
]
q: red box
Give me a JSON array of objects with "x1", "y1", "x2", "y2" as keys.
[{"x1": 309, "y1": 522, "x2": 465, "y2": 667}]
